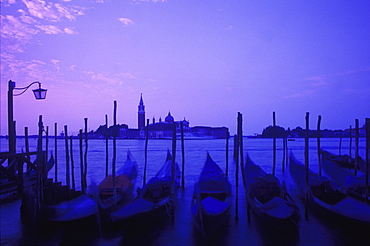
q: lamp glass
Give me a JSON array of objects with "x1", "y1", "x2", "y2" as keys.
[{"x1": 33, "y1": 88, "x2": 47, "y2": 100}]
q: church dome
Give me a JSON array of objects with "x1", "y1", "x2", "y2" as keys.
[{"x1": 165, "y1": 112, "x2": 174, "y2": 123}]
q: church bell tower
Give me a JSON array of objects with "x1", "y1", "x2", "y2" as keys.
[{"x1": 138, "y1": 94, "x2": 145, "y2": 129}]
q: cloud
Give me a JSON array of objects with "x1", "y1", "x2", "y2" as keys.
[
  {"x1": 1, "y1": 0, "x2": 83, "y2": 54},
  {"x1": 64, "y1": 27, "x2": 77, "y2": 34},
  {"x1": 51, "y1": 59, "x2": 60, "y2": 70},
  {"x1": 118, "y1": 17, "x2": 134, "y2": 26},
  {"x1": 0, "y1": 14, "x2": 39, "y2": 52},
  {"x1": 83, "y1": 71, "x2": 137, "y2": 88},
  {"x1": 0, "y1": 53, "x2": 57, "y2": 82},
  {"x1": 22, "y1": 0, "x2": 85, "y2": 21},
  {"x1": 36, "y1": 24, "x2": 63, "y2": 34},
  {"x1": 225, "y1": 25, "x2": 234, "y2": 31}
]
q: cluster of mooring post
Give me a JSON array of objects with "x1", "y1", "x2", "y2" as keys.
[{"x1": 6, "y1": 104, "x2": 370, "y2": 229}]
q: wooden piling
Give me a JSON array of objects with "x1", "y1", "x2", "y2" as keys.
[
  {"x1": 171, "y1": 122, "x2": 176, "y2": 209},
  {"x1": 79, "y1": 129, "x2": 84, "y2": 193},
  {"x1": 233, "y1": 134, "x2": 238, "y2": 160},
  {"x1": 317, "y1": 115, "x2": 322, "y2": 176},
  {"x1": 84, "y1": 118, "x2": 88, "y2": 191},
  {"x1": 36, "y1": 115, "x2": 44, "y2": 217},
  {"x1": 285, "y1": 135, "x2": 288, "y2": 167},
  {"x1": 272, "y1": 111, "x2": 276, "y2": 176},
  {"x1": 355, "y1": 119, "x2": 359, "y2": 176},
  {"x1": 144, "y1": 119, "x2": 149, "y2": 186},
  {"x1": 64, "y1": 125, "x2": 70, "y2": 189},
  {"x1": 112, "y1": 101, "x2": 117, "y2": 206},
  {"x1": 349, "y1": 125, "x2": 353, "y2": 158},
  {"x1": 226, "y1": 129, "x2": 229, "y2": 177},
  {"x1": 304, "y1": 112, "x2": 309, "y2": 220},
  {"x1": 234, "y1": 136, "x2": 239, "y2": 220},
  {"x1": 45, "y1": 126, "x2": 49, "y2": 165},
  {"x1": 105, "y1": 115, "x2": 109, "y2": 177},
  {"x1": 180, "y1": 121, "x2": 185, "y2": 189},
  {"x1": 235, "y1": 113, "x2": 242, "y2": 220},
  {"x1": 339, "y1": 130, "x2": 342, "y2": 155},
  {"x1": 54, "y1": 123, "x2": 58, "y2": 182},
  {"x1": 281, "y1": 131, "x2": 286, "y2": 173},
  {"x1": 70, "y1": 136, "x2": 75, "y2": 189},
  {"x1": 25, "y1": 127, "x2": 30, "y2": 170},
  {"x1": 365, "y1": 118, "x2": 369, "y2": 203},
  {"x1": 238, "y1": 113, "x2": 244, "y2": 179}
]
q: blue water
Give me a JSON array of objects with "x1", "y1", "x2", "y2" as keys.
[{"x1": 1, "y1": 138, "x2": 369, "y2": 245}]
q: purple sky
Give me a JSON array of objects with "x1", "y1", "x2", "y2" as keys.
[{"x1": 1, "y1": 0, "x2": 369, "y2": 136}]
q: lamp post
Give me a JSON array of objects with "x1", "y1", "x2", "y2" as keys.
[{"x1": 8, "y1": 80, "x2": 47, "y2": 154}]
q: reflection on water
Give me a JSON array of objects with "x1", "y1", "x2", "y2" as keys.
[{"x1": 1, "y1": 138, "x2": 369, "y2": 245}]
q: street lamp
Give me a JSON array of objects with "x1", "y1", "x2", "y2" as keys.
[{"x1": 8, "y1": 80, "x2": 47, "y2": 154}]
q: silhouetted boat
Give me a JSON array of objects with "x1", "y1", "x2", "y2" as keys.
[
  {"x1": 321, "y1": 149, "x2": 369, "y2": 202},
  {"x1": 321, "y1": 149, "x2": 366, "y2": 172},
  {"x1": 41, "y1": 182, "x2": 97, "y2": 222},
  {"x1": 1, "y1": 154, "x2": 55, "y2": 203},
  {"x1": 289, "y1": 152, "x2": 370, "y2": 224},
  {"x1": 111, "y1": 150, "x2": 180, "y2": 223},
  {"x1": 244, "y1": 154, "x2": 300, "y2": 229},
  {"x1": 191, "y1": 153, "x2": 232, "y2": 235}
]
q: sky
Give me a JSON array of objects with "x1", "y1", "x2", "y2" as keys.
[{"x1": 1, "y1": 0, "x2": 369, "y2": 137}]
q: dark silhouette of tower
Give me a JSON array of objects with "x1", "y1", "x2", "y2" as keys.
[{"x1": 138, "y1": 94, "x2": 145, "y2": 129}]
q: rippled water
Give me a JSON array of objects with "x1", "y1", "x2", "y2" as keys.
[{"x1": 1, "y1": 137, "x2": 369, "y2": 245}]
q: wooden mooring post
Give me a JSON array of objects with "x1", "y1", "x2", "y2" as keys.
[
  {"x1": 272, "y1": 112, "x2": 276, "y2": 176},
  {"x1": 84, "y1": 118, "x2": 88, "y2": 192},
  {"x1": 304, "y1": 112, "x2": 309, "y2": 220},
  {"x1": 355, "y1": 119, "x2": 359, "y2": 176},
  {"x1": 226, "y1": 128, "x2": 229, "y2": 177},
  {"x1": 365, "y1": 118, "x2": 369, "y2": 203},
  {"x1": 105, "y1": 115, "x2": 109, "y2": 177},
  {"x1": 79, "y1": 129, "x2": 84, "y2": 193},
  {"x1": 64, "y1": 125, "x2": 70, "y2": 189},
  {"x1": 144, "y1": 119, "x2": 149, "y2": 186},
  {"x1": 70, "y1": 135, "x2": 75, "y2": 189},
  {"x1": 171, "y1": 121, "x2": 177, "y2": 216},
  {"x1": 317, "y1": 115, "x2": 322, "y2": 176},
  {"x1": 180, "y1": 121, "x2": 185, "y2": 189},
  {"x1": 112, "y1": 101, "x2": 117, "y2": 206},
  {"x1": 54, "y1": 123, "x2": 58, "y2": 182}
]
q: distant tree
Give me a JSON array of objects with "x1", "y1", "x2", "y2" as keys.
[{"x1": 261, "y1": 125, "x2": 286, "y2": 138}]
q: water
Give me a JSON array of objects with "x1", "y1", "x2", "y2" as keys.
[{"x1": 1, "y1": 137, "x2": 369, "y2": 245}]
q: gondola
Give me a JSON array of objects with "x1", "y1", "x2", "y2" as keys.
[
  {"x1": 289, "y1": 152, "x2": 370, "y2": 224},
  {"x1": 321, "y1": 149, "x2": 369, "y2": 202},
  {"x1": 191, "y1": 153, "x2": 232, "y2": 235},
  {"x1": 97, "y1": 150, "x2": 138, "y2": 211},
  {"x1": 111, "y1": 150, "x2": 180, "y2": 223},
  {"x1": 243, "y1": 154, "x2": 300, "y2": 229}
]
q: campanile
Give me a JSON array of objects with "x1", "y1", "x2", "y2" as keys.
[{"x1": 138, "y1": 94, "x2": 145, "y2": 129}]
